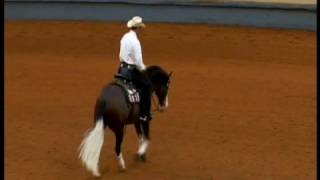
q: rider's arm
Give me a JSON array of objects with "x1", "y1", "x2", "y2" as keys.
[{"x1": 133, "y1": 41, "x2": 146, "y2": 71}]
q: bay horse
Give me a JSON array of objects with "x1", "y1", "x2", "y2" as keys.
[{"x1": 78, "y1": 65, "x2": 172, "y2": 177}]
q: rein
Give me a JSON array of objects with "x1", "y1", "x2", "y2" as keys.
[{"x1": 151, "y1": 94, "x2": 160, "y2": 112}]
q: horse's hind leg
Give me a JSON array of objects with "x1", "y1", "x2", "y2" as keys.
[{"x1": 114, "y1": 126, "x2": 126, "y2": 170}]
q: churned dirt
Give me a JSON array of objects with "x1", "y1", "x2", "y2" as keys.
[{"x1": 5, "y1": 21, "x2": 316, "y2": 180}]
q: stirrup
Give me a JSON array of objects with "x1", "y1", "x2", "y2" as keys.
[
  {"x1": 139, "y1": 116, "x2": 147, "y2": 121},
  {"x1": 139, "y1": 115, "x2": 152, "y2": 122}
]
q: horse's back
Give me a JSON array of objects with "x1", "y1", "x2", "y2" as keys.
[{"x1": 99, "y1": 83, "x2": 127, "y2": 104}]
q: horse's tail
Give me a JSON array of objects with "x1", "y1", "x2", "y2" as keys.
[{"x1": 78, "y1": 98, "x2": 106, "y2": 177}]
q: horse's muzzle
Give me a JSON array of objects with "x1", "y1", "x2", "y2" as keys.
[{"x1": 158, "y1": 96, "x2": 169, "y2": 112}]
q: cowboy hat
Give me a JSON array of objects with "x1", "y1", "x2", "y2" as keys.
[{"x1": 127, "y1": 16, "x2": 146, "y2": 28}]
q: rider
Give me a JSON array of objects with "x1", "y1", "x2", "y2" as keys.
[{"x1": 118, "y1": 16, "x2": 152, "y2": 122}]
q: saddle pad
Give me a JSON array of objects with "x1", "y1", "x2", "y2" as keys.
[{"x1": 114, "y1": 79, "x2": 140, "y2": 104}]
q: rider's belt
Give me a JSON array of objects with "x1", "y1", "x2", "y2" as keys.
[{"x1": 120, "y1": 62, "x2": 137, "y2": 70}]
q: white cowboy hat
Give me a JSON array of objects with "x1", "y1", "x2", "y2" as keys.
[{"x1": 127, "y1": 16, "x2": 146, "y2": 28}]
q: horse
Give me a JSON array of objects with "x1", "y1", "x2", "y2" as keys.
[{"x1": 78, "y1": 65, "x2": 172, "y2": 177}]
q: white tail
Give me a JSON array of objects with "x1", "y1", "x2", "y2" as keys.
[{"x1": 78, "y1": 118, "x2": 104, "y2": 177}]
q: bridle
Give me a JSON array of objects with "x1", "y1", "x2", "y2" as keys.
[
  {"x1": 151, "y1": 83, "x2": 170, "y2": 113},
  {"x1": 150, "y1": 71, "x2": 172, "y2": 113}
]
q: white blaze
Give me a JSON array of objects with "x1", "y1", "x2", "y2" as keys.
[{"x1": 159, "y1": 95, "x2": 169, "y2": 111}]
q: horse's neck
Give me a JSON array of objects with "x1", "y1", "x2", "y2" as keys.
[
  {"x1": 145, "y1": 66, "x2": 167, "y2": 90},
  {"x1": 144, "y1": 74, "x2": 155, "y2": 92}
]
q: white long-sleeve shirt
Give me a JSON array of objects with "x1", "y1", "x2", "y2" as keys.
[{"x1": 119, "y1": 30, "x2": 146, "y2": 71}]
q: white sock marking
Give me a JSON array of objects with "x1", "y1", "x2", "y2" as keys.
[
  {"x1": 137, "y1": 138, "x2": 149, "y2": 155},
  {"x1": 118, "y1": 153, "x2": 126, "y2": 169}
]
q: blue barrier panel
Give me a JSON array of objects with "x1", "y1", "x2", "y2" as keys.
[{"x1": 4, "y1": 0, "x2": 317, "y2": 30}]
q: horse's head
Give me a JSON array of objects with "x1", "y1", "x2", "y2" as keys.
[{"x1": 145, "y1": 66, "x2": 172, "y2": 112}]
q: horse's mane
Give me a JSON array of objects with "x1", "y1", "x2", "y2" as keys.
[
  {"x1": 146, "y1": 65, "x2": 164, "y2": 73},
  {"x1": 145, "y1": 65, "x2": 169, "y2": 84}
]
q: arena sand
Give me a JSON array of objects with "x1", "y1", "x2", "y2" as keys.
[{"x1": 5, "y1": 21, "x2": 316, "y2": 180}]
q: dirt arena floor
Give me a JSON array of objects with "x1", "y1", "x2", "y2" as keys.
[{"x1": 5, "y1": 21, "x2": 316, "y2": 180}]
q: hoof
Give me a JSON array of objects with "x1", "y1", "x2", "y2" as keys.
[
  {"x1": 92, "y1": 170, "x2": 101, "y2": 177},
  {"x1": 119, "y1": 167, "x2": 127, "y2": 172},
  {"x1": 136, "y1": 153, "x2": 147, "y2": 162},
  {"x1": 119, "y1": 164, "x2": 127, "y2": 171}
]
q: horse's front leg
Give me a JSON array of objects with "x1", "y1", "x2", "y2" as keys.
[
  {"x1": 134, "y1": 121, "x2": 142, "y2": 140},
  {"x1": 134, "y1": 121, "x2": 150, "y2": 161}
]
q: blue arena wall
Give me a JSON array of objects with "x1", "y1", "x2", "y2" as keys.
[{"x1": 4, "y1": 0, "x2": 317, "y2": 30}]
